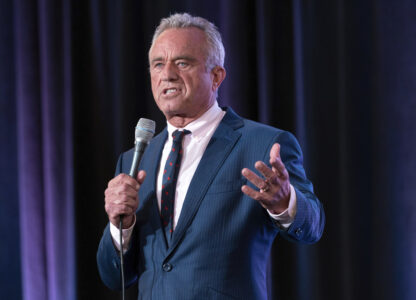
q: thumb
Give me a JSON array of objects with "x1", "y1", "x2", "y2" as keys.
[{"x1": 136, "y1": 170, "x2": 147, "y2": 185}]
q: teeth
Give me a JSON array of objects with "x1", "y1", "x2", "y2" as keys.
[{"x1": 166, "y1": 88, "x2": 177, "y2": 94}]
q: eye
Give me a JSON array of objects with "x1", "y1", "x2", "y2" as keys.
[
  {"x1": 152, "y1": 62, "x2": 164, "y2": 71},
  {"x1": 177, "y1": 61, "x2": 189, "y2": 68}
]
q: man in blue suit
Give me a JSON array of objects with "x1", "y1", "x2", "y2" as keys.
[{"x1": 97, "y1": 13, "x2": 325, "y2": 299}]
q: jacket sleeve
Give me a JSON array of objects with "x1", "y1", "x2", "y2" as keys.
[{"x1": 273, "y1": 131, "x2": 325, "y2": 244}]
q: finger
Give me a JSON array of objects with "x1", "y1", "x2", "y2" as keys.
[
  {"x1": 106, "y1": 204, "x2": 135, "y2": 225},
  {"x1": 106, "y1": 193, "x2": 137, "y2": 207},
  {"x1": 108, "y1": 173, "x2": 140, "y2": 190},
  {"x1": 254, "y1": 161, "x2": 275, "y2": 181},
  {"x1": 241, "y1": 185, "x2": 261, "y2": 200},
  {"x1": 106, "y1": 203, "x2": 135, "y2": 216},
  {"x1": 104, "y1": 193, "x2": 138, "y2": 220},
  {"x1": 269, "y1": 144, "x2": 289, "y2": 179},
  {"x1": 108, "y1": 173, "x2": 140, "y2": 189},
  {"x1": 270, "y1": 156, "x2": 289, "y2": 180},
  {"x1": 241, "y1": 185, "x2": 272, "y2": 206},
  {"x1": 270, "y1": 143, "x2": 281, "y2": 161},
  {"x1": 105, "y1": 182, "x2": 139, "y2": 200},
  {"x1": 105, "y1": 200, "x2": 137, "y2": 218},
  {"x1": 242, "y1": 168, "x2": 268, "y2": 190},
  {"x1": 105, "y1": 191, "x2": 138, "y2": 212}
]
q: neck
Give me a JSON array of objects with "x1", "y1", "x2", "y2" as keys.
[{"x1": 167, "y1": 116, "x2": 196, "y2": 128}]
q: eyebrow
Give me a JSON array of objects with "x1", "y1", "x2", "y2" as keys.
[{"x1": 150, "y1": 55, "x2": 197, "y2": 65}]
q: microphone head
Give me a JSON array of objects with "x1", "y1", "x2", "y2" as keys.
[{"x1": 135, "y1": 118, "x2": 156, "y2": 144}]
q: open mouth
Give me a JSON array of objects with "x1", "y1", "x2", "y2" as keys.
[{"x1": 163, "y1": 88, "x2": 179, "y2": 95}]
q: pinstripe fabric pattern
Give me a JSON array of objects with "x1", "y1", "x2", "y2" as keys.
[{"x1": 97, "y1": 107, "x2": 325, "y2": 299}]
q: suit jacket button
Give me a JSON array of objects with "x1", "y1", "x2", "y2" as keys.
[
  {"x1": 162, "y1": 263, "x2": 172, "y2": 272},
  {"x1": 295, "y1": 228, "x2": 303, "y2": 237}
]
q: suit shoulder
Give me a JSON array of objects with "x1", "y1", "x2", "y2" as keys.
[{"x1": 241, "y1": 118, "x2": 297, "y2": 142}]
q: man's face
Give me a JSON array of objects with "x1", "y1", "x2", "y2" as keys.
[{"x1": 149, "y1": 28, "x2": 220, "y2": 122}]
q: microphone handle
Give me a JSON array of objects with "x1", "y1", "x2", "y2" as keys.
[{"x1": 129, "y1": 141, "x2": 147, "y2": 178}]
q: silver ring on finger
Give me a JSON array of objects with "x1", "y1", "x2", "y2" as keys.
[{"x1": 260, "y1": 180, "x2": 270, "y2": 193}]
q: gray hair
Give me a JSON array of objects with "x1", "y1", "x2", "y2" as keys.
[{"x1": 150, "y1": 13, "x2": 225, "y2": 70}]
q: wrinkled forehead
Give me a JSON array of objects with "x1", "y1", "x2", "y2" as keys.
[{"x1": 148, "y1": 27, "x2": 209, "y2": 62}]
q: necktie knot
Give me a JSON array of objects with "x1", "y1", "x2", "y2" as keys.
[{"x1": 172, "y1": 129, "x2": 191, "y2": 144}]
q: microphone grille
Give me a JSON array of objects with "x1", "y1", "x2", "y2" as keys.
[{"x1": 135, "y1": 118, "x2": 156, "y2": 144}]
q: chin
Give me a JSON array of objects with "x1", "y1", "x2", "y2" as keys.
[
  {"x1": 161, "y1": 102, "x2": 185, "y2": 114},
  {"x1": 161, "y1": 107, "x2": 180, "y2": 119}
]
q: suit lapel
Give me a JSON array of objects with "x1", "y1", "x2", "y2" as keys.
[{"x1": 167, "y1": 108, "x2": 244, "y2": 255}]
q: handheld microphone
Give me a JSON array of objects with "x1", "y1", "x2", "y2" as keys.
[
  {"x1": 121, "y1": 118, "x2": 155, "y2": 300},
  {"x1": 129, "y1": 118, "x2": 156, "y2": 178}
]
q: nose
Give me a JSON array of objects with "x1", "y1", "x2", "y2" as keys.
[{"x1": 161, "y1": 62, "x2": 179, "y2": 82}]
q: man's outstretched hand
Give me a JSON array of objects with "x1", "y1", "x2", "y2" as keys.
[{"x1": 241, "y1": 143, "x2": 291, "y2": 214}]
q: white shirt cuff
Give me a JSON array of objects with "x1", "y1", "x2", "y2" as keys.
[
  {"x1": 267, "y1": 184, "x2": 297, "y2": 229},
  {"x1": 109, "y1": 215, "x2": 136, "y2": 254}
]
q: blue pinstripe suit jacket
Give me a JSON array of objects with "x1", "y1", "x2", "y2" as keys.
[{"x1": 97, "y1": 107, "x2": 325, "y2": 299}]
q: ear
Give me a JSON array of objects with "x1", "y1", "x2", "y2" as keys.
[{"x1": 211, "y1": 66, "x2": 226, "y2": 92}]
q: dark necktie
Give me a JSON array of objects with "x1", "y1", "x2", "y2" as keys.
[{"x1": 160, "y1": 129, "x2": 190, "y2": 241}]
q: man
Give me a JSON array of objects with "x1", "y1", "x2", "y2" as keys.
[{"x1": 97, "y1": 13, "x2": 324, "y2": 299}]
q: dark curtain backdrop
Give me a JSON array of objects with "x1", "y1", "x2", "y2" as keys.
[{"x1": 1, "y1": 0, "x2": 415, "y2": 299}]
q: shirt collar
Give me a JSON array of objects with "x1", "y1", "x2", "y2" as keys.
[{"x1": 166, "y1": 101, "x2": 224, "y2": 142}]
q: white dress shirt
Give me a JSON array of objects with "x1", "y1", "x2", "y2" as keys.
[{"x1": 110, "y1": 102, "x2": 297, "y2": 252}]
